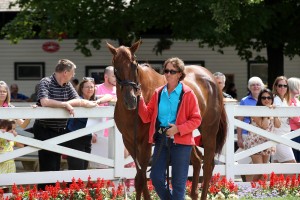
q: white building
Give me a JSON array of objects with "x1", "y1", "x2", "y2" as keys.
[{"x1": 0, "y1": 38, "x2": 299, "y2": 100}]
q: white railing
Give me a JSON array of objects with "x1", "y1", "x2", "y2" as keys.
[
  {"x1": 224, "y1": 103, "x2": 300, "y2": 181},
  {"x1": 0, "y1": 104, "x2": 300, "y2": 186},
  {"x1": 0, "y1": 106, "x2": 133, "y2": 185}
]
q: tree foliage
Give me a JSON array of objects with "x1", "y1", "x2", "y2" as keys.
[
  {"x1": 205, "y1": 0, "x2": 300, "y2": 86},
  {"x1": 130, "y1": 0, "x2": 300, "y2": 86},
  {"x1": 1, "y1": 0, "x2": 300, "y2": 85},
  {"x1": 1, "y1": 0, "x2": 137, "y2": 56}
]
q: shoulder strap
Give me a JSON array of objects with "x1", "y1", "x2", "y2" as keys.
[
  {"x1": 176, "y1": 89, "x2": 184, "y2": 114},
  {"x1": 155, "y1": 88, "x2": 164, "y2": 129}
]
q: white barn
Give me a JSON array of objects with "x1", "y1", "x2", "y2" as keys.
[{"x1": 0, "y1": 38, "x2": 299, "y2": 100}]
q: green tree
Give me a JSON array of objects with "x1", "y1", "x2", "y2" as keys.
[
  {"x1": 2, "y1": 0, "x2": 300, "y2": 86},
  {"x1": 1, "y1": 0, "x2": 137, "y2": 56},
  {"x1": 206, "y1": 0, "x2": 300, "y2": 87},
  {"x1": 132, "y1": 0, "x2": 300, "y2": 87}
]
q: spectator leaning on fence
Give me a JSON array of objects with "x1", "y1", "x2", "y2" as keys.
[
  {"x1": 243, "y1": 88, "x2": 281, "y2": 181},
  {"x1": 272, "y1": 76, "x2": 296, "y2": 164},
  {"x1": 95, "y1": 66, "x2": 117, "y2": 105},
  {"x1": 32, "y1": 59, "x2": 98, "y2": 190},
  {"x1": 287, "y1": 77, "x2": 300, "y2": 162},
  {"x1": 0, "y1": 80, "x2": 30, "y2": 174},
  {"x1": 64, "y1": 77, "x2": 113, "y2": 170},
  {"x1": 90, "y1": 66, "x2": 118, "y2": 169},
  {"x1": 236, "y1": 76, "x2": 264, "y2": 182},
  {"x1": 0, "y1": 120, "x2": 24, "y2": 174},
  {"x1": 237, "y1": 77, "x2": 264, "y2": 149}
]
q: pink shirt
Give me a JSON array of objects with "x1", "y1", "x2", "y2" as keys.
[
  {"x1": 95, "y1": 83, "x2": 116, "y2": 137},
  {"x1": 2, "y1": 102, "x2": 9, "y2": 107},
  {"x1": 95, "y1": 84, "x2": 116, "y2": 96},
  {"x1": 290, "y1": 98, "x2": 300, "y2": 131}
]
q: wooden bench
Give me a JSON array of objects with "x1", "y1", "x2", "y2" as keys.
[
  {"x1": 15, "y1": 154, "x2": 68, "y2": 172},
  {"x1": 15, "y1": 155, "x2": 39, "y2": 172}
]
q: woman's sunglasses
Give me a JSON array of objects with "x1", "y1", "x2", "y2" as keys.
[
  {"x1": 83, "y1": 77, "x2": 95, "y2": 81},
  {"x1": 164, "y1": 69, "x2": 179, "y2": 75},
  {"x1": 277, "y1": 84, "x2": 288, "y2": 88},
  {"x1": 261, "y1": 96, "x2": 272, "y2": 100}
]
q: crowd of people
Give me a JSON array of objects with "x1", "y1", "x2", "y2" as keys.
[
  {"x1": 236, "y1": 75, "x2": 300, "y2": 182},
  {"x1": 0, "y1": 59, "x2": 118, "y2": 190},
  {"x1": 1, "y1": 57, "x2": 300, "y2": 198}
]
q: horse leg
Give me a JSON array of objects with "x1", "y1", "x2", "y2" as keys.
[
  {"x1": 134, "y1": 167, "x2": 151, "y2": 200},
  {"x1": 190, "y1": 146, "x2": 202, "y2": 200},
  {"x1": 134, "y1": 168, "x2": 145, "y2": 200},
  {"x1": 200, "y1": 135, "x2": 216, "y2": 200},
  {"x1": 141, "y1": 168, "x2": 151, "y2": 200},
  {"x1": 141, "y1": 143, "x2": 152, "y2": 200},
  {"x1": 122, "y1": 139, "x2": 144, "y2": 200},
  {"x1": 134, "y1": 143, "x2": 152, "y2": 200}
]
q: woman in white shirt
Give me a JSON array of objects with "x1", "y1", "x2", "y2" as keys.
[{"x1": 272, "y1": 76, "x2": 296, "y2": 163}]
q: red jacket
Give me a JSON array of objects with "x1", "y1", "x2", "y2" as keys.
[{"x1": 138, "y1": 83, "x2": 202, "y2": 145}]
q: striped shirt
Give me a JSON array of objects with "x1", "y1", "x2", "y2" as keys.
[{"x1": 36, "y1": 73, "x2": 79, "y2": 128}]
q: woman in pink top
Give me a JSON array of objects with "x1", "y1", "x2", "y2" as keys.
[{"x1": 287, "y1": 77, "x2": 300, "y2": 162}]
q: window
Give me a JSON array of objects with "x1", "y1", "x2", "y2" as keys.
[
  {"x1": 85, "y1": 66, "x2": 106, "y2": 84},
  {"x1": 14, "y1": 62, "x2": 45, "y2": 80},
  {"x1": 248, "y1": 61, "x2": 268, "y2": 85}
]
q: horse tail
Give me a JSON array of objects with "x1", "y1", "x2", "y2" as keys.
[{"x1": 215, "y1": 99, "x2": 228, "y2": 154}]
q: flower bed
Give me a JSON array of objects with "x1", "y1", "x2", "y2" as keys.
[
  {"x1": 238, "y1": 173, "x2": 300, "y2": 199},
  {"x1": 1, "y1": 173, "x2": 300, "y2": 199}
]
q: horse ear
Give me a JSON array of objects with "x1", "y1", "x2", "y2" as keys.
[
  {"x1": 106, "y1": 41, "x2": 117, "y2": 55},
  {"x1": 130, "y1": 40, "x2": 142, "y2": 54}
]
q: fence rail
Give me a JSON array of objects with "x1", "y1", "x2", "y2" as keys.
[{"x1": 0, "y1": 103, "x2": 300, "y2": 185}]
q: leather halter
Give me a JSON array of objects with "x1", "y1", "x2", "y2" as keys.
[{"x1": 113, "y1": 58, "x2": 141, "y2": 91}]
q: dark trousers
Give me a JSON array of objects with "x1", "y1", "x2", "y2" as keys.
[
  {"x1": 33, "y1": 121, "x2": 66, "y2": 190},
  {"x1": 151, "y1": 133, "x2": 192, "y2": 200},
  {"x1": 64, "y1": 129, "x2": 92, "y2": 170}
]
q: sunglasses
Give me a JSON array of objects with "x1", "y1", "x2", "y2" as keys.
[
  {"x1": 83, "y1": 77, "x2": 95, "y2": 81},
  {"x1": 164, "y1": 69, "x2": 179, "y2": 75},
  {"x1": 277, "y1": 84, "x2": 288, "y2": 88},
  {"x1": 261, "y1": 96, "x2": 272, "y2": 100},
  {"x1": 83, "y1": 86, "x2": 95, "y2": 89}
]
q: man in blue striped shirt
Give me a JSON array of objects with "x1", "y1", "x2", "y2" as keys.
[{"x1": 33, "y1": 59, "x2": 97, "y2": 190}]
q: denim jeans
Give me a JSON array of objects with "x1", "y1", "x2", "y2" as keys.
[
  {"x1": 150, "y1": 133, "x2": 192, "y2": 200},
  {"x1": 64, "y1": 128, "x2": 92, "y2": 170}
]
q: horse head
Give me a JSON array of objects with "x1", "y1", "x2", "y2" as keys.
[{"x1": 107, "y1": 40, "x2": 142, "y2": 110}]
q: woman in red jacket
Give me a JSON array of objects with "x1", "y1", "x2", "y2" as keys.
[{"x1": 138, "y1": 57, "x2": 201, "y2": 200}]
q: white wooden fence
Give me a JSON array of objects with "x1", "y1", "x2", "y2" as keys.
[{"x1": 0, "y1": 103, "x2": 300, "y2": 186}]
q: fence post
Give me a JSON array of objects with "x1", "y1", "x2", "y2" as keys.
[
  {"x1": 225, "y1": 102, "x2": 236, "y2": 181},
  {"x1": 114, "y1": 125, "x2": 125, "y2": 178}
]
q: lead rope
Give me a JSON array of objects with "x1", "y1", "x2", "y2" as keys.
[
  {"x1": 134, "y1": 95, "x2": 141, "y2": 170},
  {"x1": 166, "y1": 137, "x2": 171, "y2": 200}
]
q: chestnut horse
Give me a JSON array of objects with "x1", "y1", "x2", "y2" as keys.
[{"x1": 107, "y1": 40, "x2": 227, "y2": 200}]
